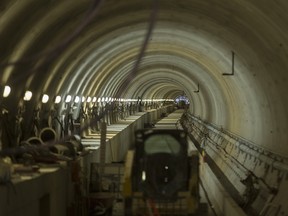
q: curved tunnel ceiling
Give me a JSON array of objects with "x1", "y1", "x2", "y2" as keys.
[{"x1": 1, "y1": 0, "x2": 288, "y2": 156}]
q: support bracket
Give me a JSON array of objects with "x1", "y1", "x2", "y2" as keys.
[{"x1": 223, "y1": 51, "x2": 235, "y2": 76}]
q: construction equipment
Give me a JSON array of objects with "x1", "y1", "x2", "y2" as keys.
[{"x1": 123, "y1": 129, "x2": 200, "y2": 216}]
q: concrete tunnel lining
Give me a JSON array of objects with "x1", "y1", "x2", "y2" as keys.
[{"x1": 1, "y1": 0, "x2": 288, "y2": 156}]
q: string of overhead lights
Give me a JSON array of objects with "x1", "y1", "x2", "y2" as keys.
[{"x1": 0, "y1": 86, "x2": 173, "y2": 104}]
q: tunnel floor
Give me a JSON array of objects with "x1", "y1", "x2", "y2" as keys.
[{"x1": 110, "y1": 186, "x2": 216, "y2": 216}]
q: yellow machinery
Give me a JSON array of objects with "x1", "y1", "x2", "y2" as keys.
[{"x1": 123, "y1": 129, "x2": 200, "y2": 216}]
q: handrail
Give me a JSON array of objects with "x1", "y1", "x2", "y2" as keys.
[
  {"x1": 179, "y1": 112, "x2": 288, "y2": 197},
  {"x1": 184, "y1": 113, "x2": 288, "y2": 173}
]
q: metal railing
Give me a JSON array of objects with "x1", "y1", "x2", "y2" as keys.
[
  {"x1": 182, "y1": 113, "x2": 288, "y2": 174},
  {"x1": 180, "y1": 112, "x2": 288, "y2": 215}
]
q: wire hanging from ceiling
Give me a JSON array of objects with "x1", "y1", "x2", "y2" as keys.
[{"x1": 115, "y1": 0, "x2": 159, "y2": 99}]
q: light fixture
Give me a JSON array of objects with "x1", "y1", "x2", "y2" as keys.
[
  {"x1": 41, "y1": 94, "x2": 49, "y2": 103},
  {"x1": 3, "y1": 85, "x2": 11, "y2": 98},
  {"x1": 105, "y1": 97, "x2": 108, "y2": 102},
  {"x1": 74, "y1": 96, "x2": 80, "y2": 103},
  {"x1": 23, "y1": 91, "x2": 33, "y2": 101},
  {"x1": 142, "y1": 171, "x2": 146, "y2": 181},
  {"x1": 101, "y1": 97, "x2": 105, "y2": 102},
  {"x1": 82, "y1": 96, "x2": 86, "y2": 103},
  {"x1": 92, "y1": 97, "x2": 97, "y2": 102},
  {"x1": 87, "y1": 96, "x2": 92, "y2": 103},
  {"x1": 65, "y1": 95, "x2": 72, "y2": 103},
  {"x1": 97, "y1": 98, "x2": 101, "y2": 103},
  {"x1": 54, "y1": 95, "x2": 62, "y2": 104}
]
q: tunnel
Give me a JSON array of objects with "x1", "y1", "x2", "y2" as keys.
[{"x1": 0, "y1": 0, "x2": 288, "y2": 215}]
